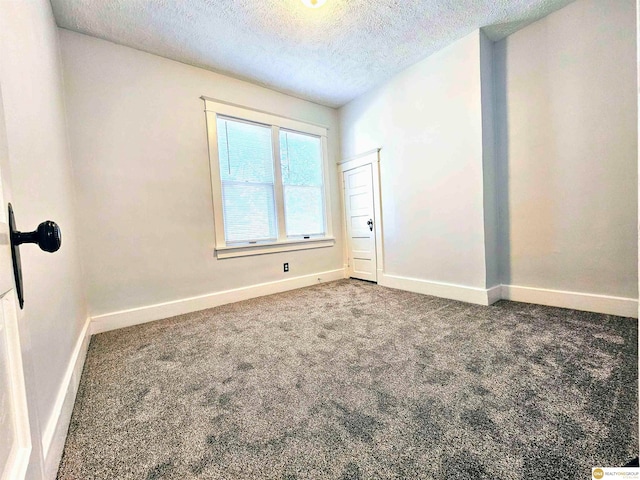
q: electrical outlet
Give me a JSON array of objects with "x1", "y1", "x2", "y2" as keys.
[{"x1": 283, "y1": 263, "x2": 289, "y2": 273}]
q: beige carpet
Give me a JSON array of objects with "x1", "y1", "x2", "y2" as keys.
[{"x1": 57, "y1": 279, "x2": 638, "y2": 479}]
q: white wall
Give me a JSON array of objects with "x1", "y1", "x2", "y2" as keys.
[
  {"x1": 0, "y1": 2, "x2": 88, "y2": 478},
  {"x1": 340, "y1": 31, "x2": 491, "y2": 292},
  {"x1": 495, "y1": 0, "x2": 638, "y2": 299},
  {"x1": 59, "y1": 30, "x2": 344, "y2": 317}
]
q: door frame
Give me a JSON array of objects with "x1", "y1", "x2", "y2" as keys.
[
  {"x1": 338, "y1": 148, "x2": 384, "y2": 281},
  {"x1": 0, "y1": 82, "x2": 35, "y2": 480},
  {"x1": 0, "y1": 291, "x2": 32, "y2": 480}
]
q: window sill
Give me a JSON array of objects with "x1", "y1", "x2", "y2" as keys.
[{"x1": 215, "y1": 237, "x2": 335, "y2": 259}]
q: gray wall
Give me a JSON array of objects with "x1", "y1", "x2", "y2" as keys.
[
  {"x1": 480, "y1": 31, "x2": 499, "y2": 289},
  {"x1": 0, "y1": 1, "x2": 88, "y2": 477},
  {"x1": 495, "y1": 0, "x2": 638, "y2": 298},
  {"x1": 59, "y1": 30, "x2": 344, "y2": 317}
]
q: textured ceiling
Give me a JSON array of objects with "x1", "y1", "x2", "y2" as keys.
[{"x1": 50, "y1": 0, "x2": 575, "y2": 107}]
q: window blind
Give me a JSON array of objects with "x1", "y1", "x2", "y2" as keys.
[
  {"x1": 279, "y1": 130, "x2": 325, "y2": 237},
  {"x1": 217, "y1": 117, "x2": 277, "y2": 243}
]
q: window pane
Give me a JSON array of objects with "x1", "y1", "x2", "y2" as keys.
[
  {"x1": 222, "y1": 183, "x2": 277, "y2": 242},
  {"x1": 280, "y1": 130, "x2": 325, "y2": 237},
  {"x1": 218, "y1": 117, "x2": 274, "y2": 183},
  {"x1": 280, "y1": 131, "x2": 323, "y2": 186},
  {"x1": 217, "y1": 117, "x2": 277, "y2": 243},
  {"x1": 283, "y1": 186, "x2": 325, "y2": 236}
]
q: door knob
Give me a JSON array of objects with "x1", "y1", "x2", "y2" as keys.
[
  {"x1": 8, "y1": 203, "x2": 62, "y2": 309},
  {"x1": 12, "y1": 219, "x2": 61, "y2": 252},
  {"x1": 367, "y1": 218, "x2": 373, "y2": 231}
]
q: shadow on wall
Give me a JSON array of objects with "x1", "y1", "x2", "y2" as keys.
[{"x1": 493, "y1": 39, "x2": 511, "y2": 286}]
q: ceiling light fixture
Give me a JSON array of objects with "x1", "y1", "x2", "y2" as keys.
[{"x1": 301, "y1": 0, "x2": 327, "y2": 8}]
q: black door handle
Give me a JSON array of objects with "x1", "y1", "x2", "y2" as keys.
[
  {"x1": 367, "y1": 218, "x2": 373, "y2": 231},
  {"x1": 8, "y1": 203, "x2": 62, "y2": 309},
  {"x1": 12, "y1": 220, "x2": 61, "y2": 252}
]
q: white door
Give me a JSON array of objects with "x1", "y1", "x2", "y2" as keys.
[
  {"x1": 0, "y1": 86, "x2": 32, "y2": 479},
  {"x1": 344, "y1": 164, "x2": 377, "y2": 282}
]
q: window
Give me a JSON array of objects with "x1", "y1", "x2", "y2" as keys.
[
  {"x1": 280, "y1": 130, "x2": 325, "y2": 237},
  {"x1": 204, "y1": 98, "x2": 334, "y2": 258},
  {"x1": 217, "y1": 117, "x2": 277, "y2": 243}
]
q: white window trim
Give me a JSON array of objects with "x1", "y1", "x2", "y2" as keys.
[{"x1": 203, "y1": 97, "x2": 334, "y2": 258}]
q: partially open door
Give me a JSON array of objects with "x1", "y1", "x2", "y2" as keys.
[{"x1": 343, "y1": 163, "x2": 377, "y2": 282}]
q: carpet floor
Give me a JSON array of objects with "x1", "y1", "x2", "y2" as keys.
[{"x1": 57, "y1": 279, "x2": 638, "y2": 479}]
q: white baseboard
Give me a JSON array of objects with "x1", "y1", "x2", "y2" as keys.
[
  {"x1": 487, "y1": 285, "x2": 502, "y2": 305},
  {"x1": 501, "y1": 284, "x2": 638, "y2": 318},
  {"x1": 378, "y1": 273, "x2": 495, "y2": 305},
  {"x1": 90, "y1": 269, "x2": 346, "y2": 335},
  {"x1": 42, "y1": 316, "x2": 91, "y2": 479},
  {"x1": 376, "y1": 273, "x2": 637, "y2": 317}
]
